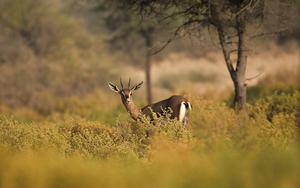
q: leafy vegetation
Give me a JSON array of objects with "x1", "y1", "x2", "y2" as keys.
[{"x1": 0, "y1": 91, "x2": 299, "y2": 188}]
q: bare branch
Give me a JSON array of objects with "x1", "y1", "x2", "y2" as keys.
[
  {"x1": 217, "y1": 28, "x2": 236, "y2": 78},
  {"x1": 160, "y1": 4, "x2": 197, "y2": 22},
  {"x1": 225, "y1": 41, "x2": 239, "y2": 45},
  {"x1": 150, "y1": 19, "x2": 207, "y2": 55},
  {"x1": 249, "y1": 29, "x2": 290, "y2": 39},
  {"x1": 236, "y1": 0, "x2": 261, "y2": 16},
  {"x1": 236, "y1": 0, "x2": 254, "y2": 16},
  {"x1": 149, "y1": 38, "x2": 172, "y2": 56},
  {"x1": 160, "y1": 2, "x2": 207, "y2": 22},
  {"x1": 246, "y1": 72, "x2": 264, "y2": 81},
  {"x1": 229, "y1": 49, "x2": 251, "y2": 54}
]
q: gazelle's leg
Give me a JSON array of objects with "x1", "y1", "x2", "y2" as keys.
[{"x1": 183, "y1": 117, "x2": 189, "y2": 128}]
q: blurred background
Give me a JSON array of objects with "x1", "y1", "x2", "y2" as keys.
[{"x1": 0, "y1": 0, "x2": 298, "y2": 124}]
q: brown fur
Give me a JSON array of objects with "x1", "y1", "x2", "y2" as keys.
[
  {"x1": 108, "y1": 81, "x2": 191, "y2": 124},
  {"x1": 141, "y1": 95, "x2": 189, "y2": 120}
]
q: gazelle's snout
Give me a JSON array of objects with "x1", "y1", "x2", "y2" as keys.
[
  {"x1": 120, "y1": 89, "x2": 132, "y2": 104},
  {"x1": 124, "y1": 94, "x2": 131, "y2": 103}
]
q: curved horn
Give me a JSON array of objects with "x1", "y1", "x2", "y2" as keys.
[
  {"x1": 128, "y1": 78, "x2": 131, "y2": 88},
  {"x1": 120, "y1": 78, "x2": 124, "y2": 89}
]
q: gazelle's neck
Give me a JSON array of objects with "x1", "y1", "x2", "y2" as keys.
[{"x1": 122, "y1": 101, "x2": 141, "y2": 120}]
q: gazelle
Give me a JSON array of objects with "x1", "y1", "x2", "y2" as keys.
[{"x1": 108, "y1": 78, "x2": 192, "y2": 126}]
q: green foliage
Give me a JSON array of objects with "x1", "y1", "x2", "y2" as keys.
[
  {"x1": 0, "y1": 91, "x2": 299, "y2": 188},
  {"x1": 247, "y1": 84, "x2": 298, "y2": 104},
  {"x1": 253, "y1": 91, "x2": 299, "y2": 122}
]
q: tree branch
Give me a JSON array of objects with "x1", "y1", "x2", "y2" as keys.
[
  {"x1": 249, "y1": 29, "x2": 290, "y2": 39},
  {"x1": 217, "y1": 28, "x2": 236, "y2": 79},
  {"x1": 229, "y1": 49, "x2": 251, "y2": 54},
  {"x1": 160, "y1": 4, "x2": 198, "y2": 22},
  {"x1": 246, "y1": 72, "x2": 264, "y2": 81},
  {"x1": 235, "y1": 0, "x2": 261, "y2": 16},
  {"x1": 236, "y1": 0, "x2": 254, "y2": 16},
  {"x1": 150, "y1": 19, "x2": 207, "y2": 55}
]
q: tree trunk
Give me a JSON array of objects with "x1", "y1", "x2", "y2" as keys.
[
  {"x1": 141, "y1": 29, "x2": 153, "y2": 104},
  {"x1": 216, "y1": 19, "x2": 248, "y2": 111},
  {"x1": 234, "y1": 18, "x2": 248, "y2": 111},
  {"x1": 233, "y1": 76, "x2": 247, "y2": 111},
  {"x1": 145, "y1": 49, "x2": 152, "y2": 104}
]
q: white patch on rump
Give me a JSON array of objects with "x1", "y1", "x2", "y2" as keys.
[
  {"x1": 187, "y1": 102, "x2": 192, "y2": 110},
  {"x1": 179, "y1": 102, "x2": 187, "y2": 122}
]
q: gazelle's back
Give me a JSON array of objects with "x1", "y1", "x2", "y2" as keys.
[
  {"x1": 108, "y1": 79, "x2": 191, "y2": 125},
  {"x1": 141, "y1": 95, "x2": 189, "y2": 120}
]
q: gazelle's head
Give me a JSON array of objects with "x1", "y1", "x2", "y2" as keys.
[{"x1": 108, "y1": 78, "x2": 143, "y2": 104}]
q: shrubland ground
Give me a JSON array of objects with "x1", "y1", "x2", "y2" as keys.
[
  {"x1": 0, "y1": 89, "x2": 299, "y2": 188},
  {"x1": 0, "y1": 0, "x2": 299, "y2": 187}
]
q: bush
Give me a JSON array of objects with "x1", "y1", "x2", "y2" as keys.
[
  {"x1": 253, "y1": 91, "x2": 300, "y2": 121},
  {"x1": 247, "y1": 84, "x2": 298, "y2": 104},
  {"x1": 0, "y1": 91, "x2": 299, "y2": 188}
]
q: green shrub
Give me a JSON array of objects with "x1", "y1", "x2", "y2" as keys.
[
  {"x1": 0, "y1": 93, "x2": 299, "y2": 188},
  {"x1": 253, "y1": 91, "x2": 300, "y2": 121},
  {"x1": 247, "y1": 84, "x2": 298, "y2": 104}
]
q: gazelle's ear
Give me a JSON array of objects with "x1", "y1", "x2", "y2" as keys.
[
  {"x1": 131, "y1": 81, "x2": 143, "y2": 92},
  {"x1": 108, "y1": 82, "x2": 120, "y2": 93}
]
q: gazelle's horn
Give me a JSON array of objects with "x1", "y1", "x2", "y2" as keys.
[
  {"x1": 128, "y1": 78, "x2": 131, "y2": 88},
  {"x1": 120, "y1": 78, "x2": 124, "y2": 89}
]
